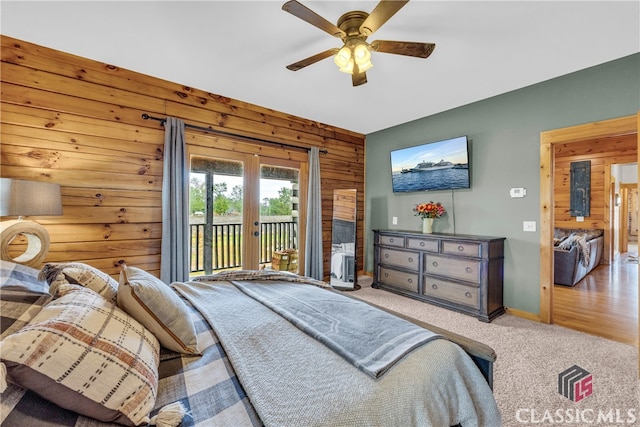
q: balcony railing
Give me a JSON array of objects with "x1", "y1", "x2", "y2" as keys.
[{"x1": 190, "y1": 221, "x2": 297, "y2": 274}]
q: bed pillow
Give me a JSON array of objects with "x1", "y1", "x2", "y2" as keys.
[
  {"x1": 0, "y1": 284, "x2": 160, "y2": 426},
  {"x1": 117, "y1": 265, "x2": 200, "y2": 354},
  {"x1": 39, "y1": 262, "x2": 118, "y2": 303}
]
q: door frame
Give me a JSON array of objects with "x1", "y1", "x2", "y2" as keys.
[
  {"x1": 539, "y1": 112, "x2": 639, "y2": 373},
  {"x1": 619, "y1": 182, "x2": 638, "y2": 253},
  {"x1": 188, "y1": 143, "x2": 308, "y2": 272},
  {"x1": 539, "y1": 113, "x2": 638, "y2": 323}
]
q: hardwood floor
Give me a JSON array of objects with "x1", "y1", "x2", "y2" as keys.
[{"x1": 553, "y1": 243, "x2": 638, "y2": 346}]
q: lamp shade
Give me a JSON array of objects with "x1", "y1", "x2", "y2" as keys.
[
  {"x1": 0, "y1": 178, "x2": 63, "y2": 216},
  {"x1": 334, "y1": 46, "x2": 352, "y2": 69}
]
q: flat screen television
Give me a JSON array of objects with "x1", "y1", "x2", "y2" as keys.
[{"x1": 390, "y1": 135, "x2": 470, "y2": 193}]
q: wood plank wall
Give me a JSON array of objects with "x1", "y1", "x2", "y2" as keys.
[
  {"x1": 553, "y1": 133, "x2": 637, "y2": 263},
  {"x1": 0, "y1": 35, "x2": 366, "y2": 279}
]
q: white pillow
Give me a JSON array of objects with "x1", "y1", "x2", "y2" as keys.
[{"x1": 117, "y1": 266, "x2": 200, "y2": 354}]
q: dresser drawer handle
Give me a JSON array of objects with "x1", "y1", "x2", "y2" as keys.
[
  {"x1": 464, "y1": 291, "x2": 472, "y2": 298},
  {"x1": 407, "y1": 278, "x2": 413, "y2": 284},
  {"x1": 432, "y1": 261, "x2": 438, "y2": 267},
  {"x1": 384, "y1": 253, "x2": 389, "y2": 259},
  {"x1": 420, "y1": 241, "x2": 425, "y2": 247},
  {"x1": 390, "y1": 238, "x2": 395, "y2": 243},
  {"x1": 408, "y1": 257, "x2": 414, "y2": 263},
  {"x1": 431, "y1": 284, "x2": 438, "y2": 289},
  {"x1": 465, "y1": 267, "x2": 472, "y2": 273},
  {"x1": 457, "y1": 245, "x2": 465, "y2": 252},
  {"x1": 384, "y1": 272, "x2": 389, "y2": 278}
]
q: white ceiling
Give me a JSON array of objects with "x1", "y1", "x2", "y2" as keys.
[{"x1": 2, "y1": 1, "x2": 639, "y2": 135}]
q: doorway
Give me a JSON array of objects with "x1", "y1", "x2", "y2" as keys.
[
  {"x1": 539, "y1": 114, "x2": 639, "y2": 346},
  {"x1": 619, "y1": 182, "x2": 639, "y2": 256},
  {"x1": 552, "y1": 163, "x2": 637, "y2": 345},
  {"x1": 188, "y1": 146, "x2": 306, "y2": 274}
]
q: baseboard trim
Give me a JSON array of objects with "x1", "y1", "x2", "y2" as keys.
[{"x1": 504, "y1": 306, "x2": 542, "y2": 322}]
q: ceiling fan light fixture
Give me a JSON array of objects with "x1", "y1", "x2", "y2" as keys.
[
  {"x1": 334, "y1": 42, "x2": 372, "y2": 75},
  {"x1": 353, "y1": 42, "x2": 373, "y2": 72},
  {"x1": 338, "y1": 58, "x2": 355, "y2": 74},
  {"x1": 334, "y1": 46, "x2": 352, "y2": 69},
  {"x1": 353, "y1": 42, "x2": 371, "y2": 63},
  {"x1": 356, "y1": 60, "x2": 373, "y2": 73}
]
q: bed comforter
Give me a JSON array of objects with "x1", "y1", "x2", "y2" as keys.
[
  {"x1": 1, "y1": 263, "x2": 500, "y2": 426},
  {"x1": 175, "y1": 278, "x2": 500, "y2": 426}
]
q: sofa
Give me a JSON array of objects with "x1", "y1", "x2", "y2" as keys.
[{"x1": 553, "y1": 228, "x2": 604, "y2": 286}]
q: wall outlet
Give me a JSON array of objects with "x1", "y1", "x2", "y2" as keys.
[
  {"x1": 576, "y1": 216, "x2": 584, "y2": 222},
  {"x1": 523, "y1": 221, "x2": 536, "y2": 232},
  {"x1": 392, "y1": 216, "x2": 398, "y2": 225}
]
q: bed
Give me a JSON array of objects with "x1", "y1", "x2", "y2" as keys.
[{"x1": 0, "y1": 260, "x2": 501, "y2": 426}]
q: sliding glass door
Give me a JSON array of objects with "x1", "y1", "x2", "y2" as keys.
[{"x1": 188, "y1": 147, "x2": 304, "y2": 276}]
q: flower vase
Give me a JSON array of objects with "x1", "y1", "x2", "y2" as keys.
[{"x1": 422, "y1": 217, "x2": 434, "y2": 234}]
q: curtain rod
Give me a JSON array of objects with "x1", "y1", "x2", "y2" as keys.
[{"x1": 141, "y1": 113, "x2": 328, "y2": 154}]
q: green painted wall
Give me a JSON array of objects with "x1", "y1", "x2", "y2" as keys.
[{"x1": 365, "y1": 53, "x2": 640, "y2": 314}]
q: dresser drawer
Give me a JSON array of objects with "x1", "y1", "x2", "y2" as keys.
[
  {"x1": 379, "y1": 234, "x2": 405, "y2": 248},
  {"x1": 424, "y1": 254, "x2": 481, "y2": 283},
  {"x1": 380, "y1": 248, "x2": 420, "y2": 270},
  {"x1": 442, "y1": 240, "x2": 482, "y2": 258},
  {"x1": 379, "y1": 267, "x2": 419, "y2": 292},
  {"x1": 423, "y1": 276, "x2": 479, "y2": 308},
  {"x1": 406, "y1": 237, "x2": 438, "y2": 252}
]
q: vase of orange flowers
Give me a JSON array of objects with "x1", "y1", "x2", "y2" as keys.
[{"x1": 413, "y1": 201, "x2": 446, "y2": 234}]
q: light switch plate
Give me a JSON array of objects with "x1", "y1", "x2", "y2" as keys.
[
  {"x1": 523, "y1": 221, "x2": 536, "y2": 232},
  {"x1": 392, "y1": 216, "x2": 398, "y2": 225}
]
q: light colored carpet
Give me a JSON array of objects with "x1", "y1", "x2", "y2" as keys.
[{"x1": 352, "y1": 276, "x2": 639, "y2": 426}]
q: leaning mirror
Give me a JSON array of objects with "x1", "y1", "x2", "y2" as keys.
[{"x1": 330, "y1": 189, "x2": 359, "y2": 290}]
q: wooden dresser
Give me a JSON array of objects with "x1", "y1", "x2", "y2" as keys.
[{"x1": 373, "y1": 229, "x2": 505, "y2": 322}]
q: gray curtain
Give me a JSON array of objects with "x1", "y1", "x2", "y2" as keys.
[
  {"x1": 161, "y1": 117, "x2": 189, "y2": 283},
  {"x1": 305, "y1": 147, "x2": 323, "y2": 280}
]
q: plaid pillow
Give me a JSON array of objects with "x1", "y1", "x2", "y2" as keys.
[
  {"x1": 39, "y1": 262, "x2": 118, "y2": 303},
  {"x1": 0, "y1": 284, "x2": 161, "y2": 426}
]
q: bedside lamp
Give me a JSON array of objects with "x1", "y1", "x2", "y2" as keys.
[{"x1": 0, "y1": 178, "x2": 63, "y2": 267}]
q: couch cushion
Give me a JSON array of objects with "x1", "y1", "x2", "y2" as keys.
[{"x1": 557, "y1": 233, "x2": 591, "y2": 266}]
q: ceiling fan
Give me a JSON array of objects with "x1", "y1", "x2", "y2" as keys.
[{"x1": 282, "y1": 0, "x2": 435, "y2": 87}]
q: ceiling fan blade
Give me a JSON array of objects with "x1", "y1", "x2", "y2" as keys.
[
  {"x1": 286, "y1": 48, "x2": 339, "y2": 71},
  {"x1": 360, "y1": 0, "x2": 409, "y2": 36},
  {"x1": 370, "y1": 40, "x2": 435, "y2": 58},
  {"x1": 282, "y1": 0, "x2": 345, "y2": 38},
  {"x1": 352, "y1": 71, "x2": 368, "y2": 87}
]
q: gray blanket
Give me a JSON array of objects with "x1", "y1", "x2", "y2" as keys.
[
  {"x1": 232, "y1": 280, "x2": 441, "y2": 378},
  {"x1": 174, "y1": 278, "x2": 502, "y2": 427}
]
